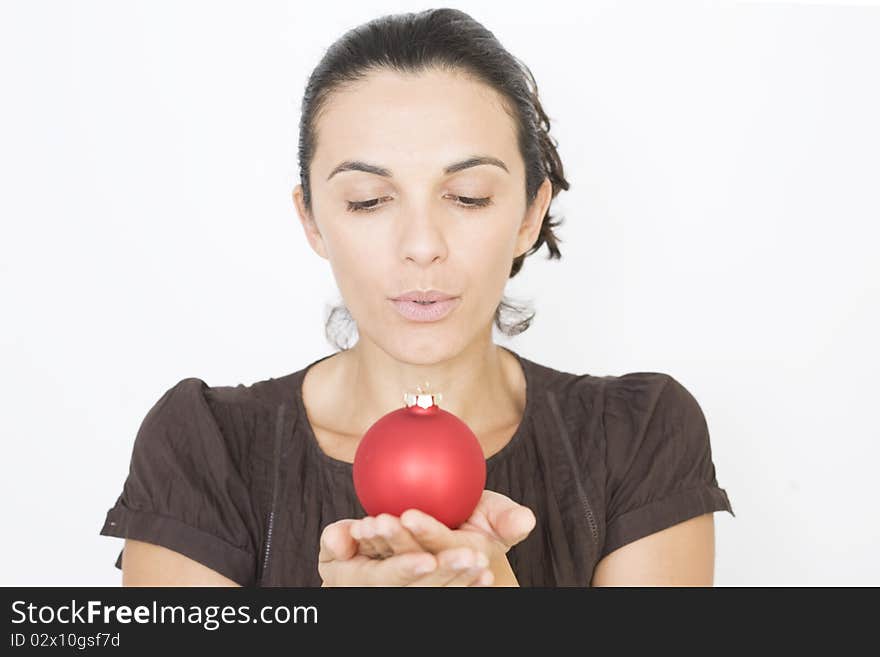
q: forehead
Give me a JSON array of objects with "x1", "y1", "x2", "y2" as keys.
[{"x1": 312, "y1": 68, "x2": 520, "y2": 179}]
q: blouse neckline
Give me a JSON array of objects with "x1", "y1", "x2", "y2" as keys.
[{"x1": 294, "y1": 345, "x2": 534, "y2": 474}]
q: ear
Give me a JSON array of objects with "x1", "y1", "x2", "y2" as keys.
[
  {"x1": 292, "y1": 184, "x2": 329, "y2": 260},
  {"x1": 515, "y1": 176, "x2": 553, "y2": 258}
]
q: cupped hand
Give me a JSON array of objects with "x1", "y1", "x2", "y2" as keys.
[
  {"x1": 350, "y1": 489, "x2": 537, "y2": 570},
  {"x1": 317, "y1": 518, "x2": 493, "y2": 587}
]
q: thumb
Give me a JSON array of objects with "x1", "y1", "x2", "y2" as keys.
[{"x1": 496, "y1": 505, "x2": 536, "y2": 548}]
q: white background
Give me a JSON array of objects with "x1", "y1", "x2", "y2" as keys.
[{"x1": 2, "y1": 0, "x2": 878, "y2": 586}]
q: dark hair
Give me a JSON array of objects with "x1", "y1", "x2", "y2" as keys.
[{"x1": 297, "y1": 8, "x2": 570, "y2": 350}]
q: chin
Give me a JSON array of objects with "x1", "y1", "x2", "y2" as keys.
[{"x1": 384, "y1": 334, "x2": 458, "y2": 366}]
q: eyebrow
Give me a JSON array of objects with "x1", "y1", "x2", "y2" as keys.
[{"x1": 326, "y1": 155, "x2": 509, "y2": 181}]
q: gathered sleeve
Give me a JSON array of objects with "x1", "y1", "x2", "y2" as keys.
[
  {"x1": 99, "y1": 378, "x2": 259, "y2": 586},
  {"x1": 599, "y1": 372, "x2": 734, "y2": 560}
]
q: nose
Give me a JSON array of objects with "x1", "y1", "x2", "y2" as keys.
[{"x1": 397, "y1": 204, "x2": 449, "y2": 267}]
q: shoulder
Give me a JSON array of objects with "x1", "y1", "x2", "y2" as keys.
[
  {"x1": 200, "y1": 373, "x2": 298, "y2": 410},
  {"x1": 130, "y1": 377, "x2": 225, "y2": 459},
  {"x1": 133, "y1": 370, "x2": 301, "y2": 454},
  {"x1": 599, "y1": 371, "x2": 706, "y2": 441},
  {"x1": 518, "y1": 354, "x2": 697, "y2": 422},
  {"x1": 137, "y1": 376, "x2": 211, "y2": 431},
  {"x1": 598, "y1": 371, "x2": 717, "y2": 498},
  {"x1": 519, "y1": 356, "x2": 667, "y2": 419},
  {"x1": 595, "y1": 372, "x2": 733, "y2": 560},
  {"x1": 153, "y1": 368, "x2": 303, "y2": 417},
  {"x1": 519, "y1": 354, "x2": 602, "y2": 405},
  {"x1": 521, "y1": 357, "x2": 707, "y2": 463},
  {"x1": 139, "y1": 376, "x2": 266, "y2": 427}
]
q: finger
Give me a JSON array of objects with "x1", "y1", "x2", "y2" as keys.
[
  {"x1": 318, "y1": 518, "x2": 358, "y2": 564},
  {"x1": 447, "y1": 566, "x2": 491, "y2": 587},
  {"x1": 366, "y1": 552, "x2": 438, "y2": 586},
  {"x1": 321, "y1": 548, "x2": 435, "y2": 587},
  {"x1": 475, "y1": 570, "x2": 494, "y2": 586},
  {"x1": 370, "y1": 514, "x2": 399, "y2": 558},
  {"x1": 349, "y1": 519, "x2": 376, "y2": 557},
  {"x1": 400, "y1": 508, "x2": 493, "y2": 564},
  {"x1": 473, "y1": 570, "x2": 495, "y2": 587},
  {"x1": 423, "y1": 548, "x2": 487, "y2": 587},
  {"x1": 399, "y1": 508, "x2": 461, "y2": 553},
  {"x1": 406, "y1": 547, "x2": 485, "y2": 587},
  {"x1": 375, "y1": 513, "x2": 423, "y2": 555},
  {"x1": 352, "y1": 517, "x2": 387, "y2": 559}
]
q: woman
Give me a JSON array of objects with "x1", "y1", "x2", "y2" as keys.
[{"x1": 99, "y1": 8, "x2": 734, "y2": 587}]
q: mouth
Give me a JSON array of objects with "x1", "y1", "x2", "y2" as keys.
[
  {"x1": 392, "y1": 290, "x2": 458, "y2": 303},
  {"x1": 389, "y1": 297, "x2": 461, "y2": 323}
]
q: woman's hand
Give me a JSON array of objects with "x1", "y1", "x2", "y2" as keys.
[
  {"x1": 349, "y1": 490, "x2": 537, "y2": 583},
  {"x1": 317, "y1": 518, "x2": 494, "y2": 587}
]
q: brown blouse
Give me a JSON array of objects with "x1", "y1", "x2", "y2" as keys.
[{"x1": 99, "y1": 346, "x2": 735, "y2": 586}]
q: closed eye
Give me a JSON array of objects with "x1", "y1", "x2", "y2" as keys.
[{"x1": 346, "y1": 195, "x2": 493, "y2": 213}]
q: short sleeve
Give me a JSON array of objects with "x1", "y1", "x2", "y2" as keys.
[
  {"x1": 99, "y1": 378, "x2": 259, "y2": 585},
  {"x1": 599, "y1": 373, "x2": 734, "y2": 560}
]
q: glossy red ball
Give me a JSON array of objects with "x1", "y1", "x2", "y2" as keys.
[{"x1": 352, "y1": 401, "x2": 486, "y2": 529}]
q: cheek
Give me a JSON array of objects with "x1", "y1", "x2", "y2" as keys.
[
  {"x1": 453, "y1": 224, "x2": 519, "y2": 309},
  {"x1": 321, "y1": 223, "x2": 393, "y2": 313},
  {"x1": 323, "y1": 217, "x2": 384, "y2": 270},
  {"x1": 460, "y1": 213, "x2": 518, "y2": 270}
]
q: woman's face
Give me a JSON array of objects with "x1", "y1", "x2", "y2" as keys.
[{"x1": 293, "y1": 67, "x2": 551, "y2": 364}]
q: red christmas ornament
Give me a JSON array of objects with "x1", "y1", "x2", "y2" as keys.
[{"x1": 352, "y1": 385, "x2": 486, "y2": 529}]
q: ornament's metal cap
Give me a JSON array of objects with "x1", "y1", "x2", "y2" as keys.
[{"x1": 403, "y1": 383, "x2": 442, "y2": 409}]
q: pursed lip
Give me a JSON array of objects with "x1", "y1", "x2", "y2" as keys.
[{"x1": 391, "y1": 289, "x2": 458, "y2": 302}]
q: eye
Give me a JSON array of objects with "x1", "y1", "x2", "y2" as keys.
[
  {"x1": 346, "y1": 197, "x2": 389, "y2": 213},
  {"x1": 452, "y1": 195, "x2": 493, "y2": 210},
  {"x1": 345, "y1": 195, "x2": 493, "y2": 213}
]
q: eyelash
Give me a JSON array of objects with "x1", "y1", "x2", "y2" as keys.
[{"x1": 345, "y1": 195, "x2": 493, "y2": 213}]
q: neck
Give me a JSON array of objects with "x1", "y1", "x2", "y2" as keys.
[{"x1": 322, "y1": 337, "x2": 522, "y2": 437}]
